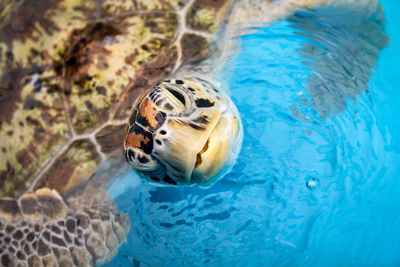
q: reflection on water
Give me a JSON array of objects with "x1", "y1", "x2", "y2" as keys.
[{"x1": 105, "y1": 1, "x2": 400, "y2": 266}]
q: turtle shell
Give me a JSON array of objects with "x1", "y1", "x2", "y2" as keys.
[{"x1": 0, "y1": 0, "x2": 232, "y2": 198}]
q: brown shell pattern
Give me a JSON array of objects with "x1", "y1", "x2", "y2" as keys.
[{"x1": 0, "y1": 0, "x2": 233, "y2": 197}]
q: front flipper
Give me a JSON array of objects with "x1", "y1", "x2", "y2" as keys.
[
  {"x1": 287, "y1": 1, "x2": 389, "y2": 117},
  {"x1": 221, "y1": 0, "x2": 388, "y2": 117},
  {"x1": 0, "y1": 186, "x2": 129, "y2": 266}
]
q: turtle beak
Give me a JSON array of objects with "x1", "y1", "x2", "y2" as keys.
[
  {"x1": 191, "y1": 111, "x2": 240, "y2": 183},
  {"x1": 152, "y1": 106, "x2": 241, "y2": 184}
]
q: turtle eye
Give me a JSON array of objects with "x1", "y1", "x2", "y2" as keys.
[
  {"x1": 166, "y1": 87, "x2": 186, "y2": 106},
  {"x1": 149, "y1": 81, "x2": 191, "y2": 115}
]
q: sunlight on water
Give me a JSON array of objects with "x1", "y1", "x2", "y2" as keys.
[{"x1": 105, "y1": 1, "x2": 400, "y2": 266}]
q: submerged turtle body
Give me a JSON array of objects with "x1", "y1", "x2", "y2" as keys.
[{"x1": 123, "y1": 0, "x2": 388, "y2": 185}]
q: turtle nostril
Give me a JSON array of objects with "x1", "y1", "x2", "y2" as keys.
[{"x1": 166, "y1": 88, "x2": 186, "y2": 106}]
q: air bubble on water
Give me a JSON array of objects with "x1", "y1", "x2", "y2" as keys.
[{"x1": 306, "y1": 177, "x2": 319, "y2": 191}]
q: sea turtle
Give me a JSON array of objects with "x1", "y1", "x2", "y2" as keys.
[
  {"x1": 0, "y1": 0, "x2": 233, "y2": 265},
  {"x1": 0, "y1": 0, "x2": 388, "y2": 266}
]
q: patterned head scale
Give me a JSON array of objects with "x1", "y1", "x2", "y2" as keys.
[{"x1": 123, "y1": 77, "x2": 242, "y2": 185}]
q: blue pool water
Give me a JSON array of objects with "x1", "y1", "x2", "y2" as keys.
[{"x1": 105, "y1": 1, "x2": 400, "y2": 266}]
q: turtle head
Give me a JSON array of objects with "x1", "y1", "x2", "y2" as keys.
[{"x1": 123, "y1": 77, "x2": 242, "y2": 185}]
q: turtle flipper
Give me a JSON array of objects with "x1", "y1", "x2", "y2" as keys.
[
  {"x1": 228, "y1": 0, "x2": 388, "y2": 117},
  {"x1": 0, "y1": 188, "x2": 129, "y2": 266},
  {"x1": 287, "y1": 1, "x2": 389, "y2": 117}
]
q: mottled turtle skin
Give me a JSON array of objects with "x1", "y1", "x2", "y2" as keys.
[{"x1": 0, "y1": 0, "x2": 232, "y2": 265}]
